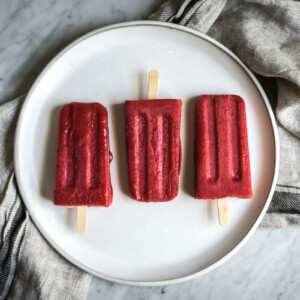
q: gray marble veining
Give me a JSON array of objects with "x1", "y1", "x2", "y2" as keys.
[
  {"x1": 0, "y1": 0, "x2": 162, "y2": 103},
  {"x1": 1, "y1": 1, "x2": 299, "y2": 300},
  {"x1": 87, "y1": 227, "x2": 300, "y2": 300}
]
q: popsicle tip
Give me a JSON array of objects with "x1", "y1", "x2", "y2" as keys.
[
  {"x1": 149, "y1": 69, "x2": 159, "y2": 75},
  {"x1": 220, "y1": 218, "x2": 229, "y2": 227},
  {"x1": 77, "y1": 228, "x2": 87, "y2": 235},
  {"x1": 148, "y1": 69, "x2": 160, "y2": 99}
]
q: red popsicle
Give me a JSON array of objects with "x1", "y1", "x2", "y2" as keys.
[
  {"x1": 125, "y1": 70, "x2": 182, "y2": 202},
  {"x1": 54, "y1": 102, "x2": 113, "y2": 207},
  {"x1": 195, "y1": 95, "x2": 252, "y2": 199}
]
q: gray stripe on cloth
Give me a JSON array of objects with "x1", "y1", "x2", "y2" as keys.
[
  {"x1": 0, "y1": 97, "x2": 23, "y2": 200},
  {"x1": 0, "y1": 176, "x2": 28, "y2": 300},
  {"x1": 260, "y1": 213, "x2": 300, "y2": 228},
  {"x1": 268, "y1": 191, "x2": 300, "y2": 215},
  {"x1": 150, "y1": 0, "x2": 227, "y2": 33}
]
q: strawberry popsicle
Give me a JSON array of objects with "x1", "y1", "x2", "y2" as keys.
[
  {"x1": 54, "y1": 102, "x2": 113, "y2": 207},
  {"x1": 125, "y1": 99, "x2": 182, "y2": 202},
  {"x1": 195, "y1": 95, "x2": 252, "y2": 199}
]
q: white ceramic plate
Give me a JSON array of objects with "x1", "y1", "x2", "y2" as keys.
[{"x1": 15, "y1": 21, "x2": 279, "y2": 285}]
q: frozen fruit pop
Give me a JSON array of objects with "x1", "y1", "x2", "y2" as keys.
[
  {"x1": 125, "y1": 70, "x2": 182, "y2": 202},
  {"x1": 195, "y1": 95, "x2": 252, "y2": 200},
  {"x1": 54, "y1": 102, "x2": 113, "y2": 207}
]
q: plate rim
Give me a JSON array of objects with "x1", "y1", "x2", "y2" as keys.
[{"x1": 14, "y1": 20, "x2": 280, "y2": 286}]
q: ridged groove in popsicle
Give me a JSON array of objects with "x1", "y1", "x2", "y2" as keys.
[
  {"x1": 206, "y1": 96, "x2": 219, "y2": 183},
  {"x1": 65, "y1": 105, "x2": 75, "y2": 188},
  {"x1": 137, "y1": 113, "x2": 148, "y2": 199},
  {"x1": 163, "y1": 115, "x2": 172, "y2": 198},
  {"x1": 150, "y1": 115, "x2": 164, "y2": 199},
  {"x1": 238, "y1": 98, "x2": 251, "y2": 191},
  {"x1": 88, "y1": 107, "x2": 100, "y2": 189},
  {"x1": 229, "y1": 96, "x2": 241, "y2": 181}
]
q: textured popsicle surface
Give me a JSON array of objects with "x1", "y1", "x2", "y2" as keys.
[
  {"x1": 54, "y1": 102, "x2": 112, "y2": 206},
  {"x1": 125, "y1": 100, "x2": 182, "y2": 202},
  {"x1": 195, "y1": 95, "x2": 252, "y2": 199}
]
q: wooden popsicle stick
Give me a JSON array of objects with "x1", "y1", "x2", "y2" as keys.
[
  {"x1": 217, "y1": 198, "x2": 229, "y2": 226},
  {"x1": 148, "y1": 69, "x2": 159, "y2": 99},
  {"x1": 77, "y1": 206, "x2": 87, "y2": 234}
]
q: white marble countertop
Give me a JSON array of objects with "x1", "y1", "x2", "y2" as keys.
[{"x1": 1, "y1": 1, "x2": 299, "y2": 299}]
